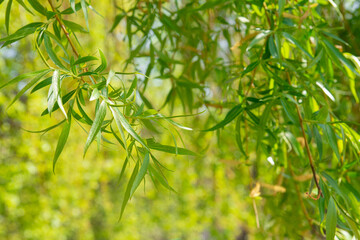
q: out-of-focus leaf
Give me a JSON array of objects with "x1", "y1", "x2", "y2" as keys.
[
  {"x1": 326, "y1": 196, "x2": 337, "y2": 240},
  {"x1": 282, "y1": 32, "x2": 313, "y2": 58},
  {"x1": 203, "y1": 105, "x2": 243, "y2": 131},
  {"x1": 324, "y1": 125, "x2": 340, "y2": 161},
  {"x1": 323, "y1": 38, "x2": 358, "y2": 76},
  {"x1": 83, "y1": 100, "x2": 107, "y2": 156},
  {"x1": 110, "y1": 13, "x2": 125, "y2": 32},
  {"x1": 63, "y1": 20, "x2": 88, "y2": 33},
  {"x1": 95, "y1": 49, "x2": 107, "y2": 72},
  {"x1": 130, "y1": 151, "x2": 150, "y2": 196},
  {"x1": 80, "y1": 0, "x2": 89, "y2": 30}
]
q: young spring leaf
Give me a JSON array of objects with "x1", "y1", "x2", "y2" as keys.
[
  {"x1": 83, "y1": 100, "x2": 107, "y2": 156},
  {"x1": 48, "y1": 70, "x2": 60, "y2": 115},
  {"x1": 130, "y1": 151, "x2": 150, "y2": 196},
  {"x1": 326, "y1": 197, "x2": 337, "y2": 240}
]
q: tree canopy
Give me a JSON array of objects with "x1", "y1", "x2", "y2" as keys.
[{"x1": 1, "y1": 0, "x2": 360, "y2": 239}]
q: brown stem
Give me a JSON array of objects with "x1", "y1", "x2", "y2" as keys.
[
  {"x1": 286, "y1": 72, "x2": 323, "y2": 199},
  {"x1": 47, "y1": 0, "x2": 79, "y2": 58}
]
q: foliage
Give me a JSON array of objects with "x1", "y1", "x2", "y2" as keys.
[{"x1": 0, "y1": 0, "x2": 360, "y2": 239}]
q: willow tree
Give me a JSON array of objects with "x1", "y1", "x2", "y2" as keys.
[{"x1": 1, "y1": 0, "x2": 360, "y2": 238}]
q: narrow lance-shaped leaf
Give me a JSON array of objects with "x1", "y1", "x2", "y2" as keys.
[
  {"x1": 83, "y1": 100, "x2": 107, "y2": 156},
  {"x1": 5, "y1": 0, "x2": 12, "y2": 34},
  {"x1": 53, "y1": 113, "x2": 72, "y2": 173},
  {"x1": 324, "y1": 124, "x2": 341, "y2": 162},
  {"x1": 130, "y1": 151, "x2": 150, "y2": 196},
  {"x1": 326, "y1": 196, "x2": 337, "y2": 240},
  {"x1": 8, "y1": 69, "x2": 51, "y2": 108},
  {"x1": 44, "y1": 34, "x2": 66, "y2": 70},
  {"x1": 48, "y1": 70, "x2": 60, "y2": 115},
  {"x1": 0, "y1": 69, "x2": 49, "y2": 90},
  {"x1": 95, "y1": 49, "x2": 107, "y2": 72},
  {"x1": 323, "y1": 38, "x2": 359, "y2": 76},
  {"x1": 146, "y1": 139, "x2": 196, "y2": 156},
  {"x1": 81, "y1": 0, "x2": 89, "y2": 30},
  {"x1": 119, "y1": 161, "x2": 139, "y2": 221},
  {"x1": 109, "y1": 106, "x2": 149, "y2": 150}
]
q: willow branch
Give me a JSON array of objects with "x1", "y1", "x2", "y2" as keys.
[
  {"x1": 47, "y1": 0, "x2": 79, "y2": 58},
  {"x1": 286, "y1": 72, "x2": 323, "y2": 199}
]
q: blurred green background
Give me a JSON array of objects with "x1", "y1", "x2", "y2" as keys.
[{"x1": 1, "y1": 1, "x2": 360, "y2": 239}]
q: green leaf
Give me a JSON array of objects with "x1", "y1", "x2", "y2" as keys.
[
  {"x1": 322, "y1": 38, "x2": 359, "y2": 76},
  {"x1": 28, "y1": 0, "x2": 48, "y2": 17},
  {"x1": 235, "y1": 116, "x2": 247, "y2": 157},
  {"x1": 73, "y1": 56, "x2": 98, "y2": 66},
  {"x1": 63, "y1": 20, "x2": 88, "y2": 33},
  {"x1": 146, "y1": 139, "x2": 196, "y2": 156},
  {"x1": 44, "y1": 34, "x2": 66, "y2": 70},
  {"x1": 280, "y1": 98, "x2": 299, "y2": 125},
  {"x1": 282, "y1": 32, "x2": 313, "y2": 59},
  {"x1": 313, "y1": 125, "x2": 323, "y2": 160},
  {"x1": 81, "y1": 0, "x2": 89, "y2": 30},
  {"x1": 130, "y1": 151, "x2": 150, "y2": 196},
  {"x1": 109, "y1": 106, "x2": 148, "y2": 150},
  {"x1": 70, "y1": 0, "x2": 76, "y2": 12},
  {"x1": 326, "y1": 197, "x2": 337, "y2": 240},
  {"x1": 110, "y1": 13, "x2": 125, "y2": 32},
  {"x1": 119, "y1": 161, "x2": 139, "y2": 221},
  {"x1": 324, "y1": 124, "x2": 340, "y2": 162},
  {"x1": 83, "y1": 100, "x2": 107, "y2": 156},
  {"x1": 5, "y1": 0, "x2": 13, "y2": 35},
  {"x1": 89, "y1": 88, "x2": 100, "y2": 101},
  {"x1": 41, "y1": 89, "x2": 76, "y2": 116},
  {"x1": 278, "y1": 0, "x2": 285, "y2": 16},
  {"x1": 106, "y1": 70, "x2": 115, "y2": 87},
  {"x1": 247, "y1": 30, "x2": 271, "y2": 51},
  {"x1": 0, "y1": 22, "x2": 44, "y2": 47},
  {"x1": 0, "y1": 69, "x2": 48, "y2": 90},
  {"x1": 8, "y1": 69, "x2": 51, "y2": 108},
  {"x1": 95, "y1": 49, "x2": 107, "y2": 72},
  {"x1": 44, "y1": 30, "x2": 69, "y2": 57},
  {"x1": 203, "y1": 105, "x2": 243, "y2": 131},
  {"x1": 53, "y1": 114, "x2": 71, "y2": 173}
]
